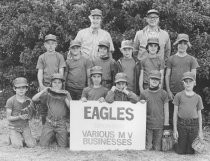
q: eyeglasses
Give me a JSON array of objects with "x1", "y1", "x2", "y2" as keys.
[{"x1": 148, "y1": 16, "x2": 159, "y2": 20}]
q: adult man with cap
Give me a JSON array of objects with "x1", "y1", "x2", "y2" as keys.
[
  {"x1": 74, "y1": 8, "x2": 114, "y2": 61},
  {"x1": 133, "y1": 9, "x2": 171, "y2": 61}
]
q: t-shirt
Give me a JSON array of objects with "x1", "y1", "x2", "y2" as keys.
[
  {"x1": 141, "y1": 56, "x2": 165, "y2": 84},
  {"x1": 5, "y1": 95, "x2": 32, "y2": 128},
  {"x1": 81, "y1": 86, "x2": 108, "y2": 100},
  {"x1": 93, "y1": 58, "x2": 116, "y2": 81},
  {"x1": 121, "y1": 58, "x2": 136, "y2": 92},
  {"x1": 166, "y1": 54, "x2": 199, "y2": 93},
  {"x1": 65, "y1": 56, "x2": 92, "y2": 89},
  {"x1": 36, "y1": 52, "x2": 66, "y2": 83},
  {"x1": 173, "y1": 91, "x2": 204, "y2": 119},
  {"x1": 40, "y1": 90, "x2": 71, "y2": 118},
  {"x1": 140, "y1": 89, "x2": 168, "y2": 129}
]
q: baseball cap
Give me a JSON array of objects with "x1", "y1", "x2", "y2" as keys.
[
  {"x1": 90, "y1": 9, "x2": 102, "y2": 16},
  {"x1": 147, "y1": 9, "x2": 159, "y2": 16},
  {"x1": 70, "y1": 40, "x2": 81, "y2": 48},
  {"x1": 173, "y1": 33, "x2": 192, "y2": 47},
  {"x1": 45, "y1": 34, "x2": 57, "y2": 42},
  {"x1": 90, "y1": 66, "x2": 103, "y2": 75},
  {"x1": 98, "y1": 40, "x2": 110, "y2": 49},
  {"x1": 149, "y1": 70, "x2": 161, "y2": 80},
  {"x1": 13, "y1": 77, "x2": 28, "y2": 87},
  {"x1": 115, "y1": 73, "x2": 128, "y2": 83},
  {"x1": 51, "y1": 73, "x2": 65, "y2": 82},
  {"x1": 182, "y1": 71, "x2": 196, "y2": 81},
  {"x1": 147, "y1": 38, "x2": 159, "y2": 45},
  {"x1": 120, "y1": 40, "x2": 133, "y2": 49}
]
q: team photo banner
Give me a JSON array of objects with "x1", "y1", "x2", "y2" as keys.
[{"x1": 70, "y1": 101, "x2": 146, "y2": 151}]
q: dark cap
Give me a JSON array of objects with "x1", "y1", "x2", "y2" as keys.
[
  {"x1": 70, "y1": 40, "x2": 81, "y2": 48},
  {"x1": 90, "y1": 9, "x2": 102, "y2": 16},
  {"x1": 13, "y1": 77, "x2": 28, "y2": 87},
  {"x1": 147, "y1": 9, "x2": 159, "y2": 16},
  {"x1": 98, "y1": 40, "x2": 110, "y2": 49},
  {"x1": 51, "y1": 73, "x2": 65, "y2": 81},
  {"x1": 182, "y1": 71, "x2": 196, "y2": 81},
  {"x1": 90, "y1": 66, "x2": 103, "y2": 75},
  {"x1": 45, "y1": 34, "x2": 57, "y2": 42},
  {"x1": 149, "y1": 70, "x2": 161, "y2": 80}
]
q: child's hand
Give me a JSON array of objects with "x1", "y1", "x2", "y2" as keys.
[
  {"x1": 39, "y1": 84, "x2": 46, "y2": 91},
  {"x1": 111, "y1": 86, "x2": 116, "y2": 92},
  {"x1": 98, "y1": 97, "x2": 105, "y2": 103},
  {"x1": 19, "y1": 114, "x2": 29, "y2": 120},
  {"x1": 122, "y1": 87, "x2": 129, "y2": 95},
  {"x1": 168, "y1": 91, "x2": 174, "y2": 100},
  {"x1": 173, "y1": 129, "x2": 179, "y2": 142},
  {"x1": 139, "y1": 100, "x2": 146, "y2": 104},
  {"x1": 81, "y1": 97, "x2": 87, "y2": 102}
]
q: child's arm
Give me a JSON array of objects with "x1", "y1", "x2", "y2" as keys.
[
  {"x1": 7, "y1": 109, "x2": 28, "y2": 121},
  {"x1": 165, "y1": 68, "x2": 174, "y2": 100},
  {"x1": 198, "y1": 110, "x2": 203, "y2": 139},
  {"x1": 32, "y1": 87, "x2": 48, "y2": 102},
  {"x1": 139, "y1": 69, "x2": 144, "y2": 93},
  {"x1": 37, "y1": 69, "x2": 45, "y2": 91},
  {"x1": 163, "y1": 102, "x2": 169, "y2": 126},
  {"x1": 173, "y1": 105, "x2": 179, "y2": 141},
  {"x1": 123, "y1": 88, "x2": 139, "y2": 103},
  {"x1": 160, "y1": 69, "x2": 164, "y2": 89},
  {"x1": 65, "y1": 92, "x2": 71, "y2": 109},
  {"x1": 105, "y1": 87, "x2": 116, "y2": 103}
]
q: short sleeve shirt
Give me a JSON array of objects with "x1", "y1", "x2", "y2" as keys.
[
  {"x1": 5, "y1": 96, "x2": 31, "y2": 128},
  {"x1": 66, "y1": 56, "x2": 92, "y2": 89},
  {"x1": 166, "y1": 54, "x2": 199, "y2": 93},
  {"x1": 81, "y1": 86, "x2": 108, "y2": 100},
  {"x1": 36, "y1": 52, "x2": 66, "y2": 83},
  {"x1": 140, "y1": 89, "x2": 169, "y2": 129},
  {"x1": 40, "y1": 91, "x2": 71, "y2": 118},
  {"x1": 75, "y1": 27, "x2": 114, "y2": 61},
  {"x1": 173, "y1": 91, "x2": 204, "y2": 119},
  {"x1": 141, "y1": 56, "x2": 165, "y2": 84}
]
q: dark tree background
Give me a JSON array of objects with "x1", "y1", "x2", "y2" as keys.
[{"x1": 0, "y1": 0, "x2": 210, "y2": 112}]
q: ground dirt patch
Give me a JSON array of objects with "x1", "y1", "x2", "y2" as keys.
[{"x1": 0, "y1": 118, "x2": 210, "y2": 161}]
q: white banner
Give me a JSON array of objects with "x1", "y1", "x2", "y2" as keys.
[{"x1": 70, "y1": 101, "x2": 146, "y2": 151}]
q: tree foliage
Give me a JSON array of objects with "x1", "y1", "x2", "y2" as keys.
[{"x1": 0, "y1": 0, "x2": 210, "y2": 107}]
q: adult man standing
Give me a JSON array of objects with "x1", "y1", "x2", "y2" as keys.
[
  {"x1": 75, "y1": 8, "x2": 114, "y2": 61},
  {"x1": 133, "y1": 9, "x2": 171, "y2": 61}
]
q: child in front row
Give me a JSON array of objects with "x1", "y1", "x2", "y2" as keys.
[
  {"x1": 32, "y1": 73, "x2": 71, "y2": 147},
  {"x1": 105, "y1": 72, "x2": 139, "y2": 103},
  {"x1": 81, "y1": 66, "x2": 108, "y2": 102},
  {"x1": 140, "y1": 70, "x2": 169, "y2": 151},
  {"x1": 6, "y1": 77, "x2": 36, "y2": 148},
  {"x1": 173, "y1": 71, "x2": 203, "y2": 154}
]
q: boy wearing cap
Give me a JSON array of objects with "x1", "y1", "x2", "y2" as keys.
[
  {"x1": 140, "y1": 70, "x2": 169, "y2": 151},
  {"x1": 81, "y1": 66, "x2": 108, "y2": 102},
  {"x1": 133, "y1": 9, "x2": 171, "y2": 61},
  {"x1": 93, "y1": 40, "x2": 118, "y2": 89},
  {"x1": 139, "y1": 38, "x2": 165, "y2": 92},
  {"x1": 36, "y1": 34, "x2": 66, "y2": 124},
  {"x1": 32, "y1": 73, "x2": 71, "y2": 147},
  {"x1": 165, "y1": 33, "x2": 199, "y2": 126},
  {"x1": 6, "y1": 77, "x2": 36, "y2": 148},
  {"x1": 75, "y1": 8, "x2": 114, "y2": 61},
  {"x1": 65, "y1": 40, "x2": 93, "y2": 100},
  {"x1": 117, "y1": 40, "x2": 141, "y2": 95},
  {"x1": 105, "y1": 72, "x2": 139, "y2": 103},
  {"x1": 173, "y1": 72, "x2": 203, "y2": 154}
]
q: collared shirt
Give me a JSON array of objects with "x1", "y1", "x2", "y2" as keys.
[
  {"x1": 134, "y1": 26, "x2": 171, "y2": 61},
  {"x1": 75, "y1": 27, "x2": 114, "y2": 61}
]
